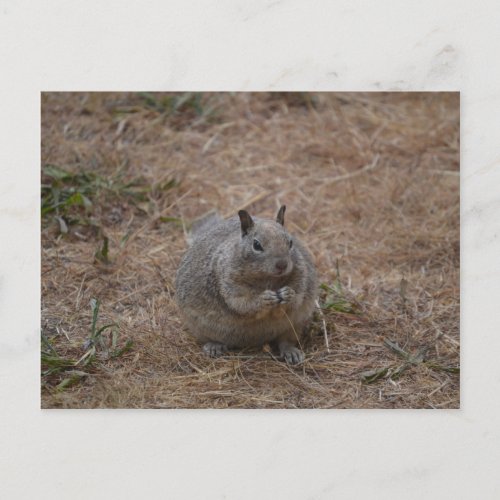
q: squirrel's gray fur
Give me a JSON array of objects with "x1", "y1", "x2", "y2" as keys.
[{"x1": 175, "y1": 205, "x2": 318, "y2": 364}]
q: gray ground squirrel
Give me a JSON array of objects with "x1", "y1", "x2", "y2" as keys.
[{"x1": 175, "y1": 205, "x2": 318, "y2": 364}]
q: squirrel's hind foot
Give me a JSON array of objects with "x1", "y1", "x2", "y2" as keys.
[
  {"x1": 202, "y1": 341, "x2": 228, "y2": 358},
  {"x1": 279, "y1": 343, "x2": 305, "y2": 365}
]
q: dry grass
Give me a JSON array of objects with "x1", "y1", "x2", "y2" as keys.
[{"x1": 41, "y1": 91, "x2": 459, "y2": 409}]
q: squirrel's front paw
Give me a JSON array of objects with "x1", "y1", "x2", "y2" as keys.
[
  {"x1": 277, "y1": 286, "x2": 295, "y2": 304},
  {"x1": 280, "y1": 345, "x2": 305, "y2": 365},
  {"x1": 260, "y1": 289, "x2": 281, "y2": 308}
]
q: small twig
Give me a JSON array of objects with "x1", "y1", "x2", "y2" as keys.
[
  {"x1": 429, "y1": 169, "x2": 459, "y2": 177},
  {"x1": 322, "y1": 154, "x2": 380, "y2": 185},
  {"x1": 225, "y1": 191, "x2": 271, "y2": 218},
  {"x1": 282, "y1": 309, "x2": 304, "y2": 353},
  {"x1": 178, "y1": 207, "x2": 190, "y2": 245},
  {"x1": 428, "y1": 381, "x2": 449, "y2": 397},
  {"x1": 60, "y1": 327, "x2": 70, "y2": 342},
  {"x1": 75, "y1": 272, "x2": 87, "y2": 309}
]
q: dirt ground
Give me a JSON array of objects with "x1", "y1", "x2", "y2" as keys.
[{"x1": 41, "y1": 92, "x2": 460, "y2": 409}]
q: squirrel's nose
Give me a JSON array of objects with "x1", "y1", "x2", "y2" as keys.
[{"x1": 275, "y1": 260, "x2": 288, "y2": 272}]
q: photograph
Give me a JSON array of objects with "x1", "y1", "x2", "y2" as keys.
[{"x1": 41, "y1": 91, "x2": 460, "y2": 409}]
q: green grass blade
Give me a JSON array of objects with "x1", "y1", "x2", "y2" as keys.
[
  {"x1": 383, "y1": 339, "x2": 410, "y2": 360},
  {"x1": 111, "y1": 340, "x2": 133, "y2": 358},
  {"x1": 56, "y1": 371, "x2": 88, "y2": 392}
]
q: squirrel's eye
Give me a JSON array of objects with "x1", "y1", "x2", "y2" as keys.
[
  {"x1": 253, "y1": 239, "x2": 264, "y2": 252},
  {"x1": 289, "y1": 239, "x2": 293, "y2": 249}
]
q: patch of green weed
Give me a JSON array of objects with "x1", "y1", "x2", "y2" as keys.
[
  {"x1": 41, "y1": 298, "x2": 133, "y2": 391},
  {"x1": 320, "y1": 261, "x2": 361, "y2": 314},
  {"x1": 41, "y1": 163, "x2": 177, "y2": 233},
  {"x1": 360, "y1": 339, "x2": 459, "y2": 384},
  {"x1": 94, "y1": 236, "x2": 110, "y2": 264}
]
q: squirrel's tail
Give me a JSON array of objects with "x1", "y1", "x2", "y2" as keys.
[{"x1": 186, "y1": 210, "x2": 222, "y2": 246}]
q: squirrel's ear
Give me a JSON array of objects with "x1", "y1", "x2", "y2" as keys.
[
  {"x1": 238, "y1": 210, "x2": 254, "y2": 235},
  {"x1": 276, "y1": 205, "x2": 286, "y2": 226}
]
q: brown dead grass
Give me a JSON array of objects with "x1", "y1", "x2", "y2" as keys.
[{"x1": 41, "y1": 92, "x2": 459, "y2": 409}]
